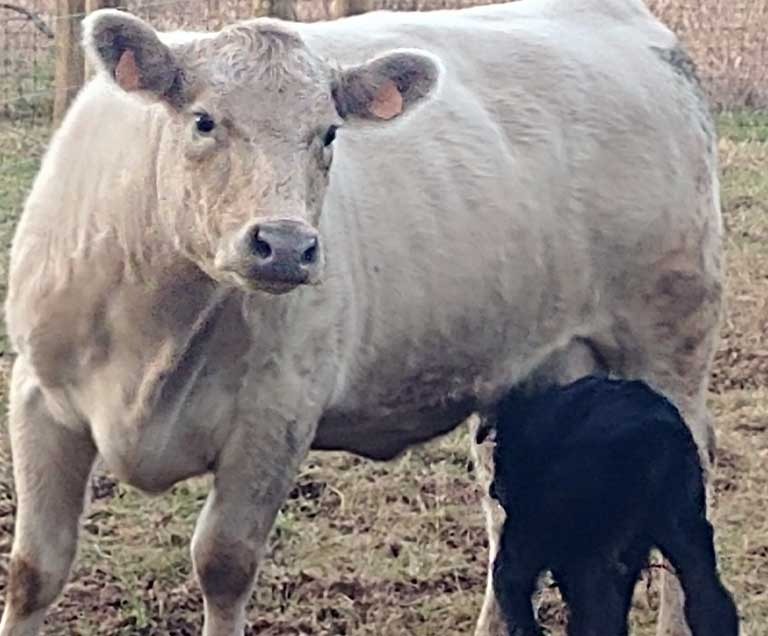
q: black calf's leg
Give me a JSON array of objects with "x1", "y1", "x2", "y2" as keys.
[
  {"x1": 656, "y1": 515, "x2": 739, "y2": 636},
  {"x1": 492, "y1": 528, "x2": 542, "y2": 636},
  {"x1": 558, "y1": 559, "x2": 635, "y2": 636}
]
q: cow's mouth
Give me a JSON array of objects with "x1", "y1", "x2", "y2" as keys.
[
  {"x1": 225, "y1": 271, "x2": 310, "y2": 295},
  {"x1": 250, "y1": 279, "x2": 303, "y2": 295}
]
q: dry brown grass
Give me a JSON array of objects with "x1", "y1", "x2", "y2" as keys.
[
  {"x1": 0, "y1": 114, "x2": 766, "y2": 634},
  {"x1": 101, "y1": 0, "x2": 768, "y2": 110},
  {"x1": 648, "y1": 0, "x2": 768, "y2": 109},
  {"x1": 4, "y1": 0, "x2": 768, "y2": 110}
]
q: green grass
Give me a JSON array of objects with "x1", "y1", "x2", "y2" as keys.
[
  {"x1": 0, "y1": 113, "x2": 767, "y2": 634},
  {"x1": 718, "y1": 109, "x2": 768, "y2": 144},
  {"x1": 0, "y1": 120, "x2": 48, "y2": 352},
  {"x1": 0, "y1": 55, "x2": 55, "y2": 122}
]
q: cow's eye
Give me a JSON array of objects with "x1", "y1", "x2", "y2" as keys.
[
  {"x1": 194, "y1": 112, "x2": 216, "y2": 134},
  {"x1": 323, "y1": 125, "x2": 338, "y2": 147}
]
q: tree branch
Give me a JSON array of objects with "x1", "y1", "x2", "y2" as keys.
[{"x1": 0, "y1": 3, "x2": 54, "y2": 39}]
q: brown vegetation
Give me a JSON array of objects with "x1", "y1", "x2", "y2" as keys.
[
  {"x1": 0, "y1": 110, "x2": 767, "y2": 634},
  {"x1": 3, "y1": 0, "x2": 768, "y2": 113}
]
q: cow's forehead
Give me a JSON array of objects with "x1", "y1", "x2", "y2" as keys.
[{"x1": 180, "y1": 22, "x2": 334, "y2": 115}]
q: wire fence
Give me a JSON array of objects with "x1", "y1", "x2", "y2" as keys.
[
  {"x1": 1, "y1": 0, "x2": 54, "y2": 121},
  {"x1": 1, "y1": 0, "x2": 768, "y2": 129}
]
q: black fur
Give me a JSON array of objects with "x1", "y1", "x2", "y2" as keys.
[{"x1": 490, "y1": 376, "x2": 739, "y2": 636}]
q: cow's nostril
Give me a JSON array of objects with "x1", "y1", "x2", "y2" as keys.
[
  {"x1": 250, "y1": 230, "x2": 272, "y2": 260},
  {"x1": 302, "y1": 238, "x2": 319, "y2": 265}
]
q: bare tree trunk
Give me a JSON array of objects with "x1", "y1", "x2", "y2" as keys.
[
  {"x1": 347, "y1": 0, "x2": 376, "y2": 15},
  {"x1": 53, "y1": 0, "x2": 85, "y2": 126},
  {"x1": 270, "y1": 0, "x2": 298, "y2": 20},
  {"x1": 84, "y1": 0, "x2": 122, "y2": 79}
]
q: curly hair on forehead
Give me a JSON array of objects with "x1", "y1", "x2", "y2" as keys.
[{"x1": 185, "y1": 20, "x2": 329, "y2": 90}]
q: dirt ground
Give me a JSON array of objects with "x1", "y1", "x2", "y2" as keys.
[{"x1": 0, "y1": 112, "x2": 766, "y2": 635}]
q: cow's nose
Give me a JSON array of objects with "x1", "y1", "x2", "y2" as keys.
[{"x1": 244, "y1": 220, "x2": 321, "y2": 286}]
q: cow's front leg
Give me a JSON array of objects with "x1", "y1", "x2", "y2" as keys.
[
  {"x1": 191, "y1": 408, "x2": 317, "y2": 636},
  {"x1": 0, "y1": 359, "x2": 97, "y2": 636}
]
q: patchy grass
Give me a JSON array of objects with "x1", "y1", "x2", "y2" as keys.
[
  {"x1": 718, "y1": 110, "x2": 768, "y2": 145},
  {"x1": 0, "y1": 113, "x2": 767, "y2": 635},
  {"x1": 0, "y1": 52, "x2": 55, "y2": 123},
  {"x1": 0, "y1": 120, "x2": 48, "y2": 352}
]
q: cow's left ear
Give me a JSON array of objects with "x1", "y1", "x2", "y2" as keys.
[{"x1": 333, "y1": 49, "x2": 441, "y2": 122}]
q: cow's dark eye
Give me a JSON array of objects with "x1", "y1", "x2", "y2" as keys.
[
  {"x1": 323, "y1": 125, "x2": 338, "y2": 147},
  {"x1": 195, "y1": 112, "x2": 216, "y2": 134}
]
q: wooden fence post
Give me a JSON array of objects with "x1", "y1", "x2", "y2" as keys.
[
  {"x1": 328, "y1": 0, "x2": 350, "y2": 18},
  {"x1": 252, "y1": 0, "x2": 270, "y2": 17},
  {"x1": 53, "y1": 0, "x2": 85, "y2": 126},
  {"x1": 85, "y1": 0, "x2": 121, "y2": 10},
  {"x1": 269, "y1": 0, "x2": 351, "y2": 21}
]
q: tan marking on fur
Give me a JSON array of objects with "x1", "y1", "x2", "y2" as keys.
[
  {"x1": 8, "y1": 558, "x2": 42, "y2": 618},
  {"x1": 115, "y1": 51, "x2": 141, "y2": 92},
  {"x1": 654, "y1": 269, "x2": 709, "y2": 319},
  {"x1": 197, "y1": 541, "x2": 257, "y2": 605},
  {"x1": 370, "y1": 80, "x2": 403, "y2": 120}
]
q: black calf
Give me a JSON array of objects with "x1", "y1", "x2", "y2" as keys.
[{"x1": 487, "y1": 376, "x2": 739, "y2": 636}]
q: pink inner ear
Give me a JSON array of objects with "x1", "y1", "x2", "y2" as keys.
[
  {"x1": 369, "y1": 80, "x2": 404, "y2": 120},
  {"x1": 114, "y1": 50, "x2": 141, "y2": 92}
]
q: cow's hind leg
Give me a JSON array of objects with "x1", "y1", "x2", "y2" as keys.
[
  {"x1": 472, "y1": 339, "x2": 606, "y2": 636},
  {"x1": 595, "y1": 252, "x2": 723, "y2": 636},
  {"x1": 470, "y1": 413, "x2": 510, "y2": 636},
  {"x1": 0, "y1": 360, "x2": 96, "y2": 636}
]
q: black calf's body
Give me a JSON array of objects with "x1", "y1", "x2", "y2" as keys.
[{"x1": 489, "y1": 376, "x2": 739, "y2": 636}]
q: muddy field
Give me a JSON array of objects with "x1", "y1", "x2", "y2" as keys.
[{"x1": 0, "y1": 112, "x2": 766, "y2": 635}]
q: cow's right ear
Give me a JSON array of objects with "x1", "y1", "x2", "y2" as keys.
[{"x1": 82, "y1": 9, "x2": 184, "y2": 106}]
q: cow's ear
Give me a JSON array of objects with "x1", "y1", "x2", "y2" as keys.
[
  {"x1": 82, "y1": 9, "x2": 185, "y2": 106},
  {"x1": 333, "y1": 49, "x2": 441, "y2": 122}
]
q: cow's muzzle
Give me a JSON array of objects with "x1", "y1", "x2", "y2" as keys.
[{"x1": 217, "y1": 219, "x2": 323, "y2": 293}]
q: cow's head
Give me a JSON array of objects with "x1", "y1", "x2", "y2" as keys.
[{"x1": 83, "y1": 10, "x2": 441, "y2": 294}]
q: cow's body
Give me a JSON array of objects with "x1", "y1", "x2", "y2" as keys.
[{"x1": 2, "y1": 2, "x2": 722, "y2": 636}]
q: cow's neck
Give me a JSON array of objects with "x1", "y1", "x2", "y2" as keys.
[{"x1": 126, "y1": 271, "x2": 240, "y2": 428}]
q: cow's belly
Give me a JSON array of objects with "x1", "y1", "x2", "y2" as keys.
[
  {"x1": 314, "y1": 325, "x2": 582, "y2": 459},
  {"x1": 314, "y1": 399, "x2": 476, "y2": 460}
]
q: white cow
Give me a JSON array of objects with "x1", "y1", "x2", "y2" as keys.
[{"x1": 1, "y1": 1, "x2": 722, "y2": 635}]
